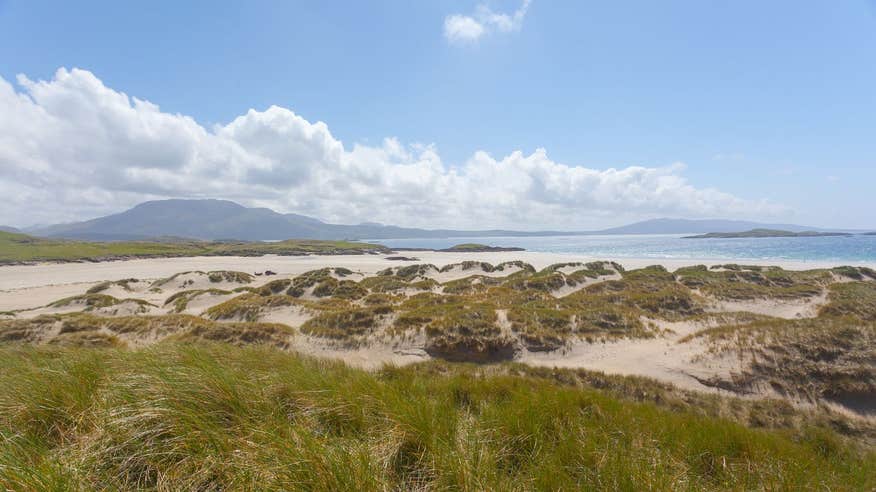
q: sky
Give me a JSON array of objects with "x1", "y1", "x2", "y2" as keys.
[{"x1": 0, "y1": 0, "x2": 874, "y2": 230}]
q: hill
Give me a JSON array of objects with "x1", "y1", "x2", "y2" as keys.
[{"x1": 0, "y1": 226, "x2": 19, "y2": 233}]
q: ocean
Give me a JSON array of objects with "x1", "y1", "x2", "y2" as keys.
[{"x1": 368, "y1": 234, "x2": 876, "y2": 264}]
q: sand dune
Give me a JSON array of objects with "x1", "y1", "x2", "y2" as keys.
[{"x1": 2, "y1": 252, "x2": 874, "y2": 418}]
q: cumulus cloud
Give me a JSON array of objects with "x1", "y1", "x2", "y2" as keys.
[
  {"x1": 0, "y1": 68, "x2": 787, "y2": 228},
  {"x1": 444, "y1": 0, "x2": 531, "y2": 44}
]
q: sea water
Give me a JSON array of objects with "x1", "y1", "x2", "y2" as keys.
[{"x1": 369, "y1": 234, "x2": 876, "y2": 264}]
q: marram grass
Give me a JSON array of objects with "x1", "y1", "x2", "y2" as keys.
[{"x1": 0, "y1": 344, "x2": 873, "y2": 491}]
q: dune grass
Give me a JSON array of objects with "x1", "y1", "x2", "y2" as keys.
[{"x1": 0, "y1": 343, "x2": 873, "y2": 491}]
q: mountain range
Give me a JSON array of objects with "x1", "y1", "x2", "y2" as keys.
[{"x1": 24, "y1": 199, "x2": 855, "y2": 241}]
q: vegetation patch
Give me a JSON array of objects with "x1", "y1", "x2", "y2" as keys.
[
  {"x1": 830, "y1": 265, "x2": 876, "y2": 281},
  {"x1": 286, "y1": 268, "x2": 356, "y2": 297},
  {"x1": 358, "y1": 275, "x2": 414, "y2": 293},
  {"x1": 207, "y1": 271, "x2": 255, "y2": 284},
  {"x1": 441, "y1": 276, "x2": 502, "y2": 295},
  {"x1": 507, "y1": 301, "x2": 574, "y2": 351},
  {"x1": 172, "y1": 322, "x2": 294, "y2": 349},
  {"x1": 677, "y1": 265, "x2": 829, "y2": 300},
  {"x1": 311, "y1": 278, "x2": 368, "y2": 300},
  {"x1": 0, "y1": 313, "x2": 295, "y2": 350},
  {"x1": 423, "y1": 303, "x2": 514, "y2": 362},
  {"x1": 204, "y1": 293, "x2": 297, "y2": 322},
  {"x1": 579, "y1": 268, "x2": 704, "y2": 320},
  {"x1": 376, "y1": 264, "x2": 439, "y2": 280},
  {"x1": 300, "y1": 305, "x2": 393, "y2": 341},
  {"x1": 255, "y1": 278, "x2": 293, "y2": 295}
]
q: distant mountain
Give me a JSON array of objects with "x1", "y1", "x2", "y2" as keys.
[
  {"x1": 597, "y1": 218, "x2": 840, "y2": 235},
  {"x1": 28, "y1": 199, "x2": 568, "y2": 241},
  {"x1": 27, "y1": 200, "x2": 852, "y2": 241},
  {"x1": 0, "y1": 226, "x2": 19, "y2": 233},
  {"x1": 684, "y1": 229, "x2": 853, "y2": 239},
  {"x1": 31, "y1": 200, "x2": 335, "y2": 241}
]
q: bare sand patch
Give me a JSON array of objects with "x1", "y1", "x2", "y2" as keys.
[
  {"x1": 708, "y1": 292, "x2": 828, "y2": 319},
  {"x1": 517, "y1": 316, "x2": 743, "y2": 394}
]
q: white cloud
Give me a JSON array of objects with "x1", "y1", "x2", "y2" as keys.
[
  {"x1": 444, "y1": 15, "x2": 486, "y2": 43},
  {"x1": 0, "y1": 68, "x2": 788, "y2": 228},
  {"x1": 444, "y1": 0, "x2": 531, "y2": 44}
]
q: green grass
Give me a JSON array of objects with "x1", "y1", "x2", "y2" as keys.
[
  {"x1": 0, "y1": 231, "x2": 388, "y2": 264},
  {"x1": 0, "y1": 344, "x2": 873, "y2": 490}
]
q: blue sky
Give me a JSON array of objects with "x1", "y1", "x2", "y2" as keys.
[{"x1": 0, "y1": 1, "x2": 874, "y2": 229}]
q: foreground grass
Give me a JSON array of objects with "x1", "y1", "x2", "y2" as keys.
[
  {"x1": 0, "y1": 344, "x2": 873, "y2": 491},
  {"x1": 0, "y1": 231, "x2": 387, "y2": 264}
]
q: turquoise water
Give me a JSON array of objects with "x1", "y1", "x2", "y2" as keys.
[{"x1": 369, "y1": 234, "x2": 876, "y2": 264}]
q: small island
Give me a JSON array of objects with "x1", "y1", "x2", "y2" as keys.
[
  {"x1": 684, "y1": 229, "x2": 853, "y2": 239},
  {"x1": 437, "y1": 243, "x2": 526, "y2": 253}
]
